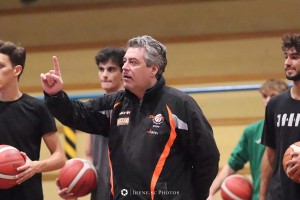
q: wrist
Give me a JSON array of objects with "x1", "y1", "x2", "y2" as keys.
[{"x1": 45, "y1": 90, "x2": 62, "y2": 96}]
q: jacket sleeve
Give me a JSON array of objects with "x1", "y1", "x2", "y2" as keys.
[
  {"x1": 182, "y1": 98, "x2": 220, "y2": 200},
  {"x1": 44, "y1": 91, "x2": 110, "y2": 135},
  {"x1": 227, "y1": 127, "x2": 250, "y2": 171}
]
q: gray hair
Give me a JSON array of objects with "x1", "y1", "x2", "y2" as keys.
[{"x1": 127, "y1": 35, "x2": 167, "y2": 78}]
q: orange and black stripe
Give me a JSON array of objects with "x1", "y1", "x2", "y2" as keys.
[
  {"x1": 109, "y1": 101, "x2": 121, "y2": 197},
  {"x1": 150, "y1": 105, "x2": 177, "y2": 200}
]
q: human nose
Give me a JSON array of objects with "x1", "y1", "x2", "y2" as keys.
[
  {"x1": 122, "y1": 61, "x2": 129, "y2": 71},
  {"x1": 285, "y1": 57, "x2": 292, "y2": 66},
  {"x1": 102, "y1": 69, "x2": 109, "y2": 76},
  {"x1": 99, "y1": 69, "x2": 108, "y2": 77},
  {"x1": 262, "y1": 97, "x2": 269, "y2": 107},
  {"x1": 265, "y1": 96, "x2": 271, "y2": 104}
]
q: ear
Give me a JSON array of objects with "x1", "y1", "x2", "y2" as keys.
[
  {"x1": 14, "y1": 65, "x2": 23, "y2": 77},
  {"x1": 150, "y1": 65, "x2": 159, "y2": 77}
]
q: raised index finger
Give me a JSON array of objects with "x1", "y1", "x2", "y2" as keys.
[{"x1": 52, "y1": 56, "x2": 61, "y2": 76}]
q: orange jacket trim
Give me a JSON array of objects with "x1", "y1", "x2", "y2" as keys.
[{"x1": 150, "y1": 105, "x2": 177, "y2": 200}]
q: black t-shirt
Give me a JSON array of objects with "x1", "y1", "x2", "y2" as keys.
[
  {"x1": 262, "y1": 89, "x2": 300, "y2": 200},
  {"x1": 0, "y1": 94, "x2": 57, "y2": 200}
]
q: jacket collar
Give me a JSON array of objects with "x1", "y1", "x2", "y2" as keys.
[{"x1": 125, "y1": 76, "x2": 165, "y2": 101}]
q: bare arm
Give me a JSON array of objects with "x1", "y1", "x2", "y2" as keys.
[
  {"x1": 40, "y1": 131, "x2": 66, "y2": 171},
  {"x1": 85, "y1": 134, "x2": 93, "y2": 162},
  {"x1": 16, "y1": 132, "x2": 66, "y2": 184},
  {"x1": 259, "y1": 147, "x2": 275, "y2": 200},
  {"x1": 206, "y1": 164, "x2": 235, "y2": 200}
]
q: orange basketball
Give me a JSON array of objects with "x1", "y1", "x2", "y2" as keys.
[
  {"x1": 221, "y1": 174, "x2": 253, "y2": 200},
  {"x1": 0, "y1": 144, "x2": 26, "y2": 189},
  {"x1": 282, "y1": 141, "x2": 300, "y2": 183},
  {"x1": 58, "y1": 158, "x2": 98, "y2": 197}
]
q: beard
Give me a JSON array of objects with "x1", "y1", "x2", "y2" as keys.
[{"x1": 286, "y1": 72, "x2": 300, "y2": 81}]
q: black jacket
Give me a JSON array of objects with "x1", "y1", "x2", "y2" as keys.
[{"x1": 45, "y1": 77, "x2": 219, "y2": 200}]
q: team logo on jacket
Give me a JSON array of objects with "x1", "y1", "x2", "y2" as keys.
[
  {"x1": 117, "y1": 118, "x2": 129, "y2": 126},
  {"x1": 117, "y1": 110, "x2": 131, "y2": 126},
  {"x1": 119, "y1": 111, "x2": 131, "y2": 115},
  {"x1": 146, "y1": 129, "x2": 159, "y2": 135},
  {"x1": 149, "y1": 114, "x2": 164, "y2": 125}
]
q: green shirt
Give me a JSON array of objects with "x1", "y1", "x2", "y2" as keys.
[{"x1": 228, "y1": 120, "x2": 265, "y2": 200}]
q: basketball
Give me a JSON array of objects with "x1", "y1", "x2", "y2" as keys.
[
  {"x1": 221, "y1": 174, "x2": 253, "y2": 200},
  {"x1": 58, "y1": 158, "x2": 98, "y2": 197},
  {"x1": 282, "y1": 141, "x2": 300, "y2": 183},
  {"x1": 0, "y1": 144, "x2": 26, "y2": 189}
]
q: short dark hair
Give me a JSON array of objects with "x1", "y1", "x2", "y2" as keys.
[
  {"x1": 95, "y1": 47, "x2": 125, "y2": 69},
  {"x1": 282, "y1": 33, "x2": 300, "y2": 53},
  {"x1": 0, "y1": 40, "x2": 26, "y2": 80}
]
